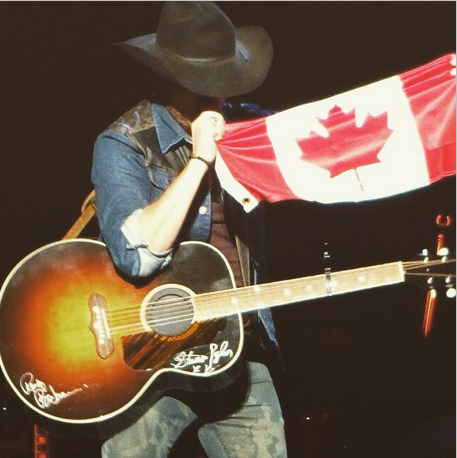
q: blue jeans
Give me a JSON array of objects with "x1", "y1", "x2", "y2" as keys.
[{"x1": 102, "y1": 362, "x2": 288, "y2": 458}]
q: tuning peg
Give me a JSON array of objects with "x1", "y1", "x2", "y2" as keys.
[
  {"x1": 446, "y1": 276, "x2": 456, "y2": 298},
  {"x1": 437, "y1": 247, "x2": 450, "y2": 257}
]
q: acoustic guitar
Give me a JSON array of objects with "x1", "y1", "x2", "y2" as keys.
[{"x1": 0, "y1": 239, "x2": 453, "y2": 439}]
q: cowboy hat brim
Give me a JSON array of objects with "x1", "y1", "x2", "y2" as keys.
[{"x1": 115, "y1": 25, "x2": 273, "y2": 98}]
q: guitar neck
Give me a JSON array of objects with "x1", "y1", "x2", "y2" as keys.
[{"x1": 193, "y1": 261, "x2": 405, "y2": 321}]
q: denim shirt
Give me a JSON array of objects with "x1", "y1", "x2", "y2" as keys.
[
  {"x1": 92, "y1": 103, "x2": 212, "y2": 277},
  {"x1": 91, "y1": 100, "x2": 281, "y2": 362}
]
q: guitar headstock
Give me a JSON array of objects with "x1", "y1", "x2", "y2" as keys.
[{"x1": 404, "y1": 247, "x2": 456, "y2": 298}]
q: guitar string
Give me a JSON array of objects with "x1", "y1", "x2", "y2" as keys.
[
  {"x1": 107, "y1": 262, "x2": 404, "y2": 321},
  {"x1": 107, "y1": 257, "x2": 453, "y2": 319},
  {"x1": 106, "y1": 260, "x2": 454, "y2": 328},
  {"x1": 105, "y1": 258, "x2": 455, "y2": 335}
]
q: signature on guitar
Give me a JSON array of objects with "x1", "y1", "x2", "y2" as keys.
[
  {"x1": 20, "y1": 372, "x2": 83, "y2": 410},
  {"x1": 170, "y1": 341, "x2": 234, "y2": 373}
]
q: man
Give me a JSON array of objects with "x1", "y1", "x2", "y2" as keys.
[{"x1": 91, "y1": 2, "x2": 288, "y2": 457}]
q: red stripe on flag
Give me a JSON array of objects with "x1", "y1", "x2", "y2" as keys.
[
  {"x1": 219, "y1": 118, "x2": 299, "y2": 202},
  {"x1": 402, "y1": 54, "x2": 456, "y2": 183}
]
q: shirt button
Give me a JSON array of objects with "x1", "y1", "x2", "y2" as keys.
[{"x1": 198, "y1": 206, "x2": 207, "y2": 215}]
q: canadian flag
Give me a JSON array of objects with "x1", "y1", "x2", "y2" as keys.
[{"x1": 216, "y1": 54, "x2": 456, "y2": 211}]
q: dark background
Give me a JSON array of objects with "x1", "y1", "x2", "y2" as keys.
[{"x1": 0, "y1": 2, "x2": 455, "y2": 457}]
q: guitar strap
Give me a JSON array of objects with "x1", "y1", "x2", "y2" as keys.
[{"x1": 63, "y1": 190, "x2": 97, "y2": 240}]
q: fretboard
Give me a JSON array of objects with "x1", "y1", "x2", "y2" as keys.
[{"x1": 193, "y1": 261, "x2": 404, "y2": 321}]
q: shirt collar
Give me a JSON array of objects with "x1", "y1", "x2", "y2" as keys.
[{"x1": 151, "y1": 103, "x2": 192, "y2": 154}]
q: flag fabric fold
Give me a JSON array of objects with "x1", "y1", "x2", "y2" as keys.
[{"x1": 216, "y1": 53, "x2": 456, "y2": 211}]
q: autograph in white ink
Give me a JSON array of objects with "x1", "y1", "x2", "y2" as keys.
[
  {"x1": 20, "y1": 372, "x2": 83, "y2": 409},
  {"x1": 171, "y1": 341, "x2": 234, "y2": 373}
]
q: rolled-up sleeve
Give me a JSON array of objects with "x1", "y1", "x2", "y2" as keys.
[
  {"x1": 121, "y1": 208, "x2": 173, "y2": 276},
  {"x1": 91, "y1": 131, "x2": 172, "y2": 278}
]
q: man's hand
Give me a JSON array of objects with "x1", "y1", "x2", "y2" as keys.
[{"x1": 191, "y1": 111, "x2": 226, "y2": 164}]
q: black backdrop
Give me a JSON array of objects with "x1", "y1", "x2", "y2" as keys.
[{"x1": 0, "y1": 2, "x2": 455, "y2": 457}]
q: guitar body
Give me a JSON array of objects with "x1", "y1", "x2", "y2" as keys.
[{"x1": 0, "y1": 239, "x2": 242, "y2": 439}]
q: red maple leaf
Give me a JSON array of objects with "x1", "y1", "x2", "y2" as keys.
[{"x1": 296, "y1": 105, "x2": 393, "y2": 179}]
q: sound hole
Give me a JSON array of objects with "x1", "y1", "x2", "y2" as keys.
[{"x1": 145, "y1": 286, "x2": 194, "y2": 336}]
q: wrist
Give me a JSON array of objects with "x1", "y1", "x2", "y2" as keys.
[{"x1": 189, "y1": 154, "x2": 215, "y2": 171}]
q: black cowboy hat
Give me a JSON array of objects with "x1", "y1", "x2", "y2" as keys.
[{"x1": 115, "y1": 1, "x2": 273, "y2": 98}]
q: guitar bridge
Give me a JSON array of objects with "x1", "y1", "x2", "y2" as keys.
[{"x1": 88, "y1": 293, "x2": 114, "y2": 359}]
